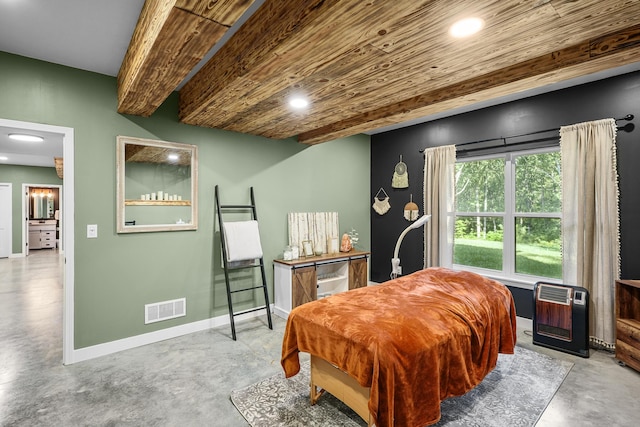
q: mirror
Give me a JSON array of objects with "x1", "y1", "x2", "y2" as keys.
[
  {"x1": 117, "y1": 136, "x2": 198, "y2": 233},
  {"x1": 30, "y1": 187, "x2": 57, "y2": 219}
]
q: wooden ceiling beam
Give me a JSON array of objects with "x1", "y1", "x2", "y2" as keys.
[
  {"x1": 175, "y1": 0, "x2": 255, "y2": 26},
  {"x1": 297, "y1": 24, "x2": 640, "y2": 145},
  {"x1": 178, "y1": 0, "x2": 342, "y2": 125},
  {"x1": 117, "y1": 0, "x2": 254, "y2": 117}
]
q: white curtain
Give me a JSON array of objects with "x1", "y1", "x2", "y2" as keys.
[
  {"x1": 560, "y1": 118, "x2": 620, "y2": 349},
  {"x1": 423, "y1": 145, "x2": 456, "y2": 268}
]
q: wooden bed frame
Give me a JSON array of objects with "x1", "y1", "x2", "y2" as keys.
[{"x1": 310, "y1": 354, "x2": 372, "y2": 426}]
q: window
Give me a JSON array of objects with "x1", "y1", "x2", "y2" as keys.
[{"x1": 454, "y1": 149, "x2": 561, "y2": 280}]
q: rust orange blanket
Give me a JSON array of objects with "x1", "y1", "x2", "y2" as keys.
[{"x1": 281, "y1": 267, "x2": 517, "y2": 427}]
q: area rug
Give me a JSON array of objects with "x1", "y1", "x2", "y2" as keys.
[{"x1": 231, "y1": 346, "x2": 573, "y2": 427}]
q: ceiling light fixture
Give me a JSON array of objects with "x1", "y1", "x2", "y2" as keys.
[
  {"x1": 289, "y1": 96, "x2": 309, "y2": 109},
  {"x1": 449, "y1": 17, "x2": 485, "y2": 38},
  {"x1": 8, "y1": 133, "x2": 44, "y2": 143},
  {"x1": 0, "y1": 156, "x2": 8, "y2": 161}
]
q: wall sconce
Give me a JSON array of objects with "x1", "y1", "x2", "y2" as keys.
[{"x1": 391, "y1": 214, "x2": 431, "y2": 279}]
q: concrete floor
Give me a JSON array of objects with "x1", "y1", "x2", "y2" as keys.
[{"x1": 1, "y1": 249, "x2": 639, "y2": 426}]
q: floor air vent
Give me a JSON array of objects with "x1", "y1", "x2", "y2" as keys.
[{"x1": 145, "y1": 298, "x2": 186, "y2": 324}]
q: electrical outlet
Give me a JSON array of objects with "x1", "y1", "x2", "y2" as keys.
[{"x1": 87, "y1": 224, "x2": 98, "y2": 238}]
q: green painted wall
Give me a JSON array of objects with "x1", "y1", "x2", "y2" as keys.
[
  {"x1": 0, "y1": 51, "x2": 371, "y2": 349},
  {"x1": 0, "y1": 165, "x2": 62, "y2": 253}
]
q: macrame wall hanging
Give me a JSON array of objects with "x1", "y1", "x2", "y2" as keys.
[
  {"x1": 404, "y1": 194, "x2": 419, "y2": 221},
  {"x1": 372, "y1": 187, "x2": 391, "y2": 215},
  {"x1": 392, "y1": 155, "x2": 409, "y2": 188}
]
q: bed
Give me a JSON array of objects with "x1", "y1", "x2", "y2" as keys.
[{"x1": 281, "y1": 267, "x2": 517, "y2": 427}]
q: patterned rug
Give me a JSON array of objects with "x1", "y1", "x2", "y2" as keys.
[{"x1": 231, "y1": 346, "x2": 573, "y2": 427}]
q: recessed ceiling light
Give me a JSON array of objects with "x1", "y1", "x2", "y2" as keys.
[
  {"x1": 289, "y1": 96, "x2": 309, "y2": 109},
  {"x1": 0, "y1": 156, "x2": 8, "y2": 161},
  {"x1": 8, "y1": 133, "x2": 44, "y2": 142},
  {"x1": 449, "y1": 17, "x2": 484, "y2": 38}
]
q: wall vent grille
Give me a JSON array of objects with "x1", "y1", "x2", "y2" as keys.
[
  {"x1": 145, "y1": 298, "x2": 186, "y2": 324},
  {"x1": 538, "y1": 284, "x2": 571, "y2": 305}
]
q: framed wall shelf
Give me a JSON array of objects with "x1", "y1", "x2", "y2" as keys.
[{"x1": 124, "y1": 200, "x2": 191, "y2": 206}]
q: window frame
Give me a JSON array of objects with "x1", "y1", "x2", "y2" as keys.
[{"x1": 452, "y1": 146, "x2": 562, "y2": 286}]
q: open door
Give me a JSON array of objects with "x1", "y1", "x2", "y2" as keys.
[
  {"x1": 0, "y1": 183, "x2": 11, "y2": 258},
  {"x1": 24, "y1": 185, "x2": 30, "y2": 256}
]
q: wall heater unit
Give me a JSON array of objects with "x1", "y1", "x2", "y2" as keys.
[{"x1": 533, "y1": 282, "x2": 589, "y2": 358}]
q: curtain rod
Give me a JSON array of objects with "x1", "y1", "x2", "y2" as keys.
[{"x1": 419, "y1": 114, "x2": 634, "y2": 153}]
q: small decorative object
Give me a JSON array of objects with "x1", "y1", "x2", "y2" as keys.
[
  {"x1": 302, "y1": 240, "x2": 313, "y2": 257},
  {"x1": 404, "y1": 194, "x2": 419, "y2": 221},
  {"x1": 314, "y1": 241, "x2": 324, "y2": 256},
  {"x1": 291, "y1": 245, "x2": 300, "y2": 259},
  {"x1": 340, "y1": 233, "x2": 353, "y2": 252},
  {"x1": 347, "y1": 228, "x2": 359, "y2": 248},
  {"x1": 372, "y1": 187, "x2": 391, "y2": 215},
  {"x1": 327, "y1": 237, "x2": 339, "y2": 254},
  {"x1": 392, "y1": 155, "x2": 409, "y2": 188},
  {"x1": 283, "y1": 246, "x2": 293, "y2": 261},
  {"x1": 158, "y1": 190, "x2": 164, "y2": 200}
]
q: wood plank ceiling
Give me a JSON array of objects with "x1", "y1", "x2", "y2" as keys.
[{"x1": 118, "y1": 0, "x2": 640, "y2": 145}]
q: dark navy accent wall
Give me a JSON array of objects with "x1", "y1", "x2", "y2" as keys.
[{"x1": 371, "y1": 71, "x2": 640, "y2": 317}]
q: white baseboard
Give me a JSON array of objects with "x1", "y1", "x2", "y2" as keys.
[
  {"x1": 272, "y1": 306, "x2": 289, "y2": 320},
  {"x1": 67, "y1": 309, "x2": 530, "y2": 365},
  {"x1": 68, "y1": 305, "x2": 273, "y2": 365}
]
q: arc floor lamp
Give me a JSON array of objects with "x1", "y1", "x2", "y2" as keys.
[{"x1": 391, "y1": 214, "x2": 431, "y2": 279}]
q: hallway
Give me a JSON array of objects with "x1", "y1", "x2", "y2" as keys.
[{"x1": 0, "y1": 249, "x2": 63, "y2": 385}]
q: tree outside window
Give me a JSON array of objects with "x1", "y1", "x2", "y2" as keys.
[{"x1": 454, "y1": 149, "x2": 561, "y2": 279}]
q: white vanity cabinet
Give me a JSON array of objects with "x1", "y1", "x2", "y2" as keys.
[{"x1": 28, "y1": 220, "x2": 56, "y2": 250}]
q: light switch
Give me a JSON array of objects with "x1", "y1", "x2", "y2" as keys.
[{"x1": 87, "y1": 224, "x2": 98, "y2": 238}]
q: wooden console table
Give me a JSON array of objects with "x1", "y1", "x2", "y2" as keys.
[{"x1": 273, "y1": 250, "x2": 370, "y2": 318}]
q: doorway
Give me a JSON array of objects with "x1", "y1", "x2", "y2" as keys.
[
  {"x1": 23, "y1": 184, "x2": 63, "y2": 256},
  {"x1": 0, "y1": 183, "x2": 11, "y2": 258},
  {"x1": 0, "y1": 118, "x2": 75, "y2": 365}
]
